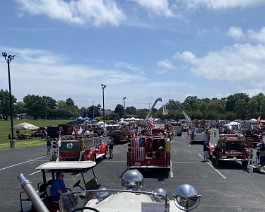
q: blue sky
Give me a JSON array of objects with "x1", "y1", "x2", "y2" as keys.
[{"x1": 1, "y1": 0, "x2": 265, "y2": 110}]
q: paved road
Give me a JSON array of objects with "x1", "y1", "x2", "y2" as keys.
[{"x1": 0, "y1": 133, "x2": 265, "y2": 211}]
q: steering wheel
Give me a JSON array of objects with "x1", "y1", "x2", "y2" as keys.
[
  {"x1": 71, "y1": 207, "x2": 100, "y2": 212},
  {"x1": 73, "y1": 179, "x2": 81, "y2": 188}
]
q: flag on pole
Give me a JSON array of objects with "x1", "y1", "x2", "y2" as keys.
[
  {"x1": 133, "y1": 137, "x2": 145, "y2": 161},
  {"x1": 77, "y1": 126, "x2": 83, "y2": 135},
  {"x1": 57, "y1": 136, "x2": 61, "y2": 147},
  {"x1": 162, "y1": 104, "x2": 169, "y2": 115},
  {"x1": 146, "y1": 117, "x2": 155, "y2": 134}
]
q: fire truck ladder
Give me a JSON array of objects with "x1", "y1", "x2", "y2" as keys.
[
  {"x1": 169, "y1": 99, "x2": 191, "y2": 122},
  {"x1": 145, "y1": 97, "x2": 162, "y2": 121}
]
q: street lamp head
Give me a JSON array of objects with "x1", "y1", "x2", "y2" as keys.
[
  {"x1": 123, "y1": 97, "x2": 126, "y2": 100},
  {"x1": 101, "y1": 84, "x2": 106, "y2": 89},
  {"x1": 2, "y1": 52, "x2": 15, "y2": 62},
  {"x1": 2, "y1": 52, "x2": 7, "y2": 58},
  {"x1": 8, "y1": 55, "x2": 15, "y2": 60}
]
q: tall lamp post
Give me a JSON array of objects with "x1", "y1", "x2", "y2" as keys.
[
  {"x1": 123, "y1": 97, "x2": 126, "y2": 116},
  {"x1": 92, "y1": 101, "x2": 94, "y2": 119},
  {"x1": 2, "y1": 52, "x2": 16, "y2": 148},
  {"x1": 101, "y1": 84, "x2": 106, "y2": 122}
]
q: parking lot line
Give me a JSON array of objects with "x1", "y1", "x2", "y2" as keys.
[
  {"x1": 0, "y1": 156, "x2": 46, "y2": 171},
  {"x1": 198, "y1": 154, "x2": 227, "y2": 179}
]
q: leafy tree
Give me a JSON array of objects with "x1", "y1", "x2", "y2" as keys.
[
  {"x1": 108, "y1": 112, "x2": 119, "y2": 120},
  {"x1": 66, "y1": 98, "x2": 75, "y2": 107},
  {"x1": 0, "y1": 89, "x2": 17, "y2": 120},
  {"x1": 56, "y1": 100, "x2": 79, "y2": 118},
  {"x1": 235, "y1": 99, "x2": 248, "y2": 119},
  {"x1": 114, "y1": 104, "x2": 124, "y2": 119},
  {"x1": 42, "y1": 96, "x2": 57, "y2": 119},
  {"x1": 246, "y1": 98, "x2": 258, "y2": 119},
  {"x1": 126, "y1": 106, "x2": 137, "y2": 115},
  {"x1": 23, "y1": 95, "x2": 46, "y2": 120},
  {"x1": 226, "y1": 93, "x2": 249, "y2": 111},
  {"x1": 14, "y1": 101, "x2": 26, "y2": 119},
  {"x1": 183, "y1": 96, "x2": 200, "y2": 111},
  {"x1": 80, "y1": 107, "x2": 88, "y2": 118},
  {"x1": 87, "y1": 105, "x2": 100, "y2": 119}
]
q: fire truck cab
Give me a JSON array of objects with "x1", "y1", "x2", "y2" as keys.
[{"x1": 127, "y1": 128, "x2": 171, "y2": 170}]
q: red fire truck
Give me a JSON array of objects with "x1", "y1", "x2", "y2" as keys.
[
  {"x1": 209, "y1": 133, "x2": 249, "y2": 167},
  {"x1": 127, "y1": 127, "x2": 171, "y2": 170},
  {"x1": 54, "y1": 135, "x2": 107, "y2": 162}
]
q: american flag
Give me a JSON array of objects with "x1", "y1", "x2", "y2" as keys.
[
  {"x1": 146, "y1": 117, "x2": 155, "y2": 134},
  {"x1": 133, "y1": 137, "x2": 145, "y2": 161},
  {"x1": 162, "y1": 104, "x2": 169, "y2": 115},
  {"x1": 57, "y1": 136, "x2": 61, "y2": 147},
  {"x1": 77, "y1": 126, "x2": 83, "y2": 135}
]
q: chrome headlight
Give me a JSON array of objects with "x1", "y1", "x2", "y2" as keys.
[
  {"x1": 173, "y1": 184, "x2": 201, "y2": 211},
  {"x1": 121, "y1": 169, "x2": 144, "y2": 190}
]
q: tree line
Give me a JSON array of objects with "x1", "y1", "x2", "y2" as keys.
[{"x1": 1, "y1": 89, "x2": 265, "y2": 121}]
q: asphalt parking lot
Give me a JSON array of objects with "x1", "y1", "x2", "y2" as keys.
[{"x1": 0, "y1": 133, "x2": 265, "y2": 211}]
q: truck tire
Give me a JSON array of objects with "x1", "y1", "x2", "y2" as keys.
[
  {"x1": 215, "y1": 158, "x2": 221, "y2": 166},
  {"x1": 242, "y1": 161, "x2": 248, "y2": 168}
]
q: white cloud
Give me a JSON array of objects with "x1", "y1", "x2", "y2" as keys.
[
  {"x1": 227, "y1": 27, "x2": 245, "y2": 39},
  {"x1": 0, "y1": 46, "x2": 191, "y2": 109},
  {"x1": 156, "y1": 59, "x2": 175, "y2": 70},
  {"x1": 177, "y1": 43, "x2": 265, "y2": 82},
  {"x1": 16, "y1": 0, "x2": 125, "y2": 26},
  {"x1": 247, "y1": 27, "x2": 265, "y2": 43},
  {"x1": 187, "y1": 0, "x2": 265, "y2": 9},
  {"x1": 135, "y1": 0, "x2": 174, "y2": 17},
  {"x1": 175, "y1": 51, "x2": 196, "y2": 63}
]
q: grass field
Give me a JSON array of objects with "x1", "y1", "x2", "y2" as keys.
[{"x1": 0, "y1": 119, "x2": 72, "y2": 151}]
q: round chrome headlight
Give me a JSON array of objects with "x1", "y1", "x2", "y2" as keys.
[
  {"x1": 153, "y1": 188, "x2": 167, "y2": 197},
  {"x1": 153, "y1": 188, "x2": 167, "y2": 200},
  {"x1": 173, "y1": 184, "x2": 200, "y2": 210},
  {"x1": 121, "y1": 169, "x2": 144, "y2": 190},
  {"x1": 97, "y1": 187, "x2": 108, "y2": 199}
]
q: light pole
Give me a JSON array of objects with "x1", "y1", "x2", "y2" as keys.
[
  {"x1": 92, "y1": 101, "x2": 94, "y2": 119},
  {"x1": 123, "y1": 97, "x2": 126, "y2": 116},
  {"x1": 2, "y1": 52, "x2": 16, "y2": 148},
  {"x1": 101, "y1": 84, "x2": 106, "y2": 122}
]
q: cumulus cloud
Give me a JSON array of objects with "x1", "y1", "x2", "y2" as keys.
[
  {"x1": 187, "y1": 0, "x2": 265, "y2": 9},
  {"x1": 175, "y1": 51, "x2": 196, "y2": 63},
  {"x1": 16, "y1": 0, "x2": 125, "y2": 26},
  {"x1": 247, "y1": 27, "x2": 265, "y2": 43},
  {"x1": 156, "y1": 59, "x2": 175, "y2": 70},
  {"x1": 227, "y1": 27, "x2": 245, "y2": 39},
  {"x1": 177, "y1": 43, "x2": 265, "y2": 81},
  {"x1": 135, "y1": 0, "x2": 174, "y2": 17}
]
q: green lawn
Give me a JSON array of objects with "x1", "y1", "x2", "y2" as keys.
[{"x1": 0, "y1": 119, "x2": 72, "y2": 150}]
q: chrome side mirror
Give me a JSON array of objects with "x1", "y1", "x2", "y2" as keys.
[{"x1": 173, "y1": 184, "x2": 201, "y2": 211}]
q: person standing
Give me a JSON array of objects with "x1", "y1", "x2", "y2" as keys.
[
  {"x1": 256, "y1": 148, "x2": 261, "y2": 164},
  {"x1": 203, "y1": 139, "x2": 210, "y2": 162},
  {"x1": 213, "y1": 127, "x2": 217, "y2": 137},
  {"x1": 187, "y1": 127, "x2": 192, "y2": 140},
  {"x1": 108, "y1": 138, "x2": 114, "y2": 159},
  {"x1": 46, "y1": 136, "x2": 52, "y2": 155}
]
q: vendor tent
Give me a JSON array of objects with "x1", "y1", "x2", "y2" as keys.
[{"x1": 13, "y1": 122, "x2": 39, "y2": 130}]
